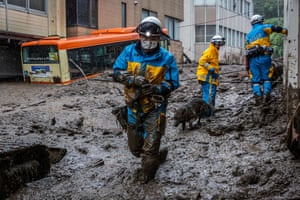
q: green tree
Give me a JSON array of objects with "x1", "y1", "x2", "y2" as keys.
[
  {"x1": 252, "y1": 0, "x2": 284, "y2": 19},
  {"x1": 265, "y1": 18, "x2": 285, "y2": 58}
]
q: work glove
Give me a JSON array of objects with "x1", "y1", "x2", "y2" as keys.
[
  {"x1": 114, "y1": 71, "x2": 148, "y2": 87},
  {"x1": 133, "y1": 75, "x2": 147, "y2": 87},
  {"x1": 203, "y1": 63, "x2": 210, "y2": 68},
  {"x1": 203, "y1": 62, "x2": 214, "y2": 73},
  {"x1": 140, "y1": 83, "x2": 159, "y2": 97},
  {"x1": 113, "y1": 71, "x2": 134, "y2": 86}
]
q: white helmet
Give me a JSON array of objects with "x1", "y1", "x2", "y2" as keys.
[
  {"x1": 250, "y1": 14, "x2": 264, "y2": 25},
  {"x1": 140, "y1": 16, "x2": 162, "y2": 29},
  {"x1": 136, "y1": 16, "x2": 162, "y2": 37},
  {"x1": 211, "y1": 35, "x2": 226, "y2": 46}
]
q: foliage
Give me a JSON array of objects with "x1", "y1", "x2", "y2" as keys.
[
  {"x1": 252, "y1": 0, "x2": 284, "y2": 19},
  {"x1": 265, "y1": 18, "x2": 285, "y2": 58}
]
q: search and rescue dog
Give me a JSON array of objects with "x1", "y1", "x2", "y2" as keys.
[{"x1": 173, "y1": 97, "x2": 213, "y2": 131}]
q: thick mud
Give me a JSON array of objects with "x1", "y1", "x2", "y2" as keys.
[{"x1": 1, "y1": 65, "x2": 300, "y2": 200}]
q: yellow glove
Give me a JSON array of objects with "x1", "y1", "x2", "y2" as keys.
[{"x1": 282, "y1": 28, "x2": 288, "y2": 35}]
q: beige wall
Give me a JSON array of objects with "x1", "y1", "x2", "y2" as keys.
[
  {"x1": 195, "y1": 6, "x2": 217, "y2": 25},
  {"x1": 0, "y1": 0, "x2": 66, "y2": 39},
  {"x1": 98, "y1": 0, "x2": 184, "y2": 29},
  {"x1": 48, "y1": 0, "x2": 67, "y2": 37},
  {"x1": 1, "y1": 9, "x2": 48, "y2": 37},
  {"x1": 169, "y1": 40, "x2": 184, "y2": 64},
  {"x1": 0, "y1": 7, "x2": 5, "y2": 31}
]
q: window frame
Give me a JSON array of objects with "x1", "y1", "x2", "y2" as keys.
[
  {"x1": 5, "y1": 0, "x2": 47, "y2": 15},
  {"x1": 141, "y1": 8, "x2": 157, "y2": 19},
  {"x1": 164, "y1": 16, "x2": 180, "y2": 40},
  {"x1": 67, "y1": 0, "x2": 98, "y2": 29},
  {"x1": 121, "y1": 2, "x2": 127, "y2": 27}
]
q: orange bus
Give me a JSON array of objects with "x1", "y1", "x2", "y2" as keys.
[{"x1": 21, "y1": 27, "x2": 169, "y2": 84}]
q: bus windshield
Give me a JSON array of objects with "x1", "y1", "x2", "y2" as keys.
[{"x1": 22, "y1": 45, "x2": 59, "y2": 64}]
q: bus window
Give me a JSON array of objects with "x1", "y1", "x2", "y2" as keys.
[
  {"x1": 67, "y1": 40, "x2": 136, "y2": 80},
  {"x1": 22, "y1": 45, "x2": 59, "y2": 64}
]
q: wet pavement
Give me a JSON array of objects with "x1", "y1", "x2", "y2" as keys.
[{"x1": 1, "y1": 65, "x2": 300, "y2": 200}]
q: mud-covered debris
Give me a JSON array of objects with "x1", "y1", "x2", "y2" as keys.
[
  {"x1": 0, "y1": 145, "x2": 51, "y2": 199},
  {"x1": 47, "y1": 147, "x2": 67, "y2": 164},
  {"x1": 88, "y1": 159, "x2": 105, "y2": 168}
]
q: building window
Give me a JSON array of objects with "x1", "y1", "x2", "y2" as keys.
[
  {"x1": 195, "y1": 25, "x2": 205, "y2": 42},
  {"x1": 239, "y1": 0, "x2": 243, "y2": 14},
  {"x1": 8, "y1": 0, "x2": 26, "y2": 7},
  {"x1": 6, "y1": 0, "x2": 46, "y2": 13},
  {"x1": 195, "y1": 25, "x2": 215, "y2": 43},
  {"x1": 223, "y1": 27, "x2": 228, "y2": 44},
  {"x1": 233, "y1": 30, "x2": 236, "y2": 47},
  {"x1": 29, "y1": 0, "x2": 46, "y2": 12},
  {"x1": 141, "y1": 9, "x2": 157, "y2": 19},
  {"x1": 219, "y1": 25, "x2": 225, "y2": 39},
  {"x1": 228, "y1": 28, "x2": 232, "y2": 46},
  {"x1": 194, "y1": 0, "x2": 216, "y2": 6},
  {"x1": 165, "y1": 16, "x2": 179, "y2": 40},
  {"x1": 206, "y1": 25, "x2": 216, "y2": 42},
  {"x1": 245, "y1": 1, "x2": 250, "y2": 17},
  {"x1": 67, "y1": 0, "x2": 98, "y2": 29},
  {"x1": 121, "y1": 2, "x2": 127, "y2": 27}
]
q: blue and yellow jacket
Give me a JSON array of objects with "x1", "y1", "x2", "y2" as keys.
[
  {"x1": 246, "y1": 23, "x2": 288, "y2": 49},
  {"x1": 196, "y1": 44, "x2": 219, "y2": 86},
  {"x1": 113, "y1": 43, "x2": 180, "y2": 112}
]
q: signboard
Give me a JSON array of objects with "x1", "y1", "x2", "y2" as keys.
[{"x1": 31, "y1": 66, "x2": 51, "y2": 78}]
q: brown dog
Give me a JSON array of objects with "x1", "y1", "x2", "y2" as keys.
[{"x1": 173, "y1": 97, "x2": 212, "y2": 130}]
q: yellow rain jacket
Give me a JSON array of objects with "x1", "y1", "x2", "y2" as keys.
[{"x1": 196, "y1": 44, "x2": 219, "y2": 86}]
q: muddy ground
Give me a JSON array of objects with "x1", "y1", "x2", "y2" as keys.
[{"x1": 1, "y1": 65, "x2": 300, "y2": 200}]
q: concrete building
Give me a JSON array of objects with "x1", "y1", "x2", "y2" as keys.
[
  {"x1": 180, "y1": 0, "x2": 253, "y2": 64},
  {"x1": 0, "y1": 0, "x2": 183, "y2": 78}
]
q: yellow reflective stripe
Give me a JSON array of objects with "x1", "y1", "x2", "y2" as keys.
[
  {"x1": 145, "y1": 65, "x2": 166, "y2": 84},
  {"x1": 127, "y1": 62, "x2": 141, "y2": 74},
  {"x1": 246, "y1": 37, "x2": 271, "y2": 49},
  {"x1": 269, "y1": 66, "x2": 274, "y2": 78}
]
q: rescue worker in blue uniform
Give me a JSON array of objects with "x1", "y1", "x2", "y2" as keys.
[
  {"x1": 245, "y1": 14, "x2": 288, "y2": 105},
  {"x1": 113, "y1": 16, "x2": 180, "y2": 183},
  {"x1": 196, "y1": 35, "x2": 225, "y2": 116}
]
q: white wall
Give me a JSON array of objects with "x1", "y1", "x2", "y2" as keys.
[{"x1": 180, "y1": 0, "x2": 195, "y2": 62}]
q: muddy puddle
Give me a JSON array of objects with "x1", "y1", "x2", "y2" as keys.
[{"x1": 1, "y1": 65, "x2": 300, "y2": 200}]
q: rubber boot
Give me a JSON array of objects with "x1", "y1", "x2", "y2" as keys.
[
  {"x1": 254, "y1": 95, "x2": 262, "y2": 106},
  {"x1": 263, "y1": 94, "x2": 271, "y2": 104},
  {"x1": 159, "y1": 147, "x2": 168, "y2": 164},
  {"x1": 141, "y1": 154, "x2": 160, "y2": 183}
]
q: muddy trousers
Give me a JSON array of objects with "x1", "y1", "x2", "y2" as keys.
[
  {"x1": 249, "y1": 55, "x2": 273, "y2": 97},
  {"x1": 126, "y1": 105, "x2": 166, "y2": 181},
  {"x1": 201, "y1": 82, "x2": 217, "y2": 116}
]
